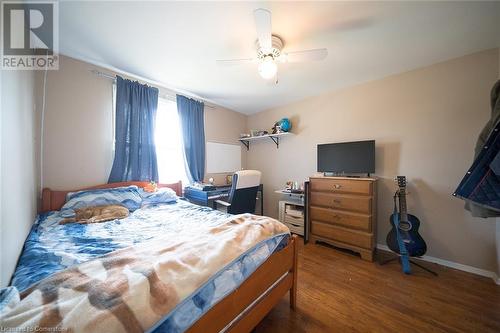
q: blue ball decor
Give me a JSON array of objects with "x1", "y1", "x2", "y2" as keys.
[
  {"x1": 272, "y1": 117, "x2": 292, "y2": 134},
  {"x1": 277, "y1": 118, "x2": 291, "y2": 132}
]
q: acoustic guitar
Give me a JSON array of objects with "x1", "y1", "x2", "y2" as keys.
[{"x1": 386, "y1": 176, "x2": 427, "y2": 259}]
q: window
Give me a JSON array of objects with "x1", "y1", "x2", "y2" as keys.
[{"x1": 155, "y1": 98, "x2": 189, "y2": 185}]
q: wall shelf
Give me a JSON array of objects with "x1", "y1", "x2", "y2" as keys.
[{"x1": 238, "y1": 132, "x2": 292, "y2": 150}]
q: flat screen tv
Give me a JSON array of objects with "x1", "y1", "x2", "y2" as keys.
[{"x1": 317, "y1": 140, "x2": 375, "y2": 175}]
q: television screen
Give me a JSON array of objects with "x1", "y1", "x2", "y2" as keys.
[{"x1": 317, "y1": 140, "x2": 375, "y2": 174}]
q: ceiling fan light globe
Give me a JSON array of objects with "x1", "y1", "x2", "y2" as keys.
[{"x1": 258, "y1": 57, "x2": 277, "y2": 80}]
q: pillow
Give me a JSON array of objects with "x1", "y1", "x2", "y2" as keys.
[
  {"x1": 61, "y1": 185, "x2": 142, "y2": 212},
  {"x1": 140, "y1": 187, "x2": 178, "y2": 205}
]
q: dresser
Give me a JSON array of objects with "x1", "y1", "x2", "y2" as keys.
[{"x1": 307, "y1": 176, "x2": 377, "y2": 261}]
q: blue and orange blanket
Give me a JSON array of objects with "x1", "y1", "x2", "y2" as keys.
[{"x1": 0, "y1": 200, "x2": 289, "y2": 333}]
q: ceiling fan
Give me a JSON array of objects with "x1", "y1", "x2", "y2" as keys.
[{"x1": 216, "y1": 8, "x2": 328, "y2": 83}]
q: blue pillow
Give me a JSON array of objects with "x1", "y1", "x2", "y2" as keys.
[
  {"x1": 140, "y1": 187, "x2": 178, "y2": 205},
  {"x1": 61, "y1": 185, "x2": 142, "y2": 212}
]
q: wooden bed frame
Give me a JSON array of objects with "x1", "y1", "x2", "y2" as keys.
[{"x1": 40, "y1": 181, "x2": 298, "y2": 333}]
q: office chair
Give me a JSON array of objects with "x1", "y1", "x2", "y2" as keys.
[{"x1": 215, "y1": 170, "x2": 261, "y2": 214}]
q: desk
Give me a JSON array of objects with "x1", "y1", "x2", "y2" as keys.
[
  {"x1": 184, "y1": 184, "x2": 264, "y2": 215},
  {"x1": 274, "y1": 190, "x2": 305, "y2": 202}
]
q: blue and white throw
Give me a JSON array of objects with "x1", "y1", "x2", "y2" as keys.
[{"x1": 1, "y1": 199, "x2": 289, "y2": 333}]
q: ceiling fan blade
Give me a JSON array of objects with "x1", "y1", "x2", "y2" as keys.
[
  {"x1": 281, "y1": 48, "x2": 328, "y2": 63},
  {"x1": 216, "y1": 58, "x2": 256, "y2": 66},
  {"x1": 253, "y1": 8, "x2": 272, "y2": 53}
]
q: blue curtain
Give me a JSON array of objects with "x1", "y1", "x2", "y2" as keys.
[
  {"x1": 176, "y1": 95, "x2": 205, "y2": 183},
  {"x1": 108, "y1": 76, "x2": 159, "y2": 183}
]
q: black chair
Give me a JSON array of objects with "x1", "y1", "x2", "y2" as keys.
[{"x1": 215, "y1": 170, "x2": 261, "y2": 214}]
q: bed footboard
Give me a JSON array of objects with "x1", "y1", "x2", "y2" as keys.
[{"x1": 187, "y1": 234, "x2": 298, "y2": 333}]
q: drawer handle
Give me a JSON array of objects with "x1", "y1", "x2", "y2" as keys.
[
  {"x1": 333, "y1": 184, "x2": 342, "y2": 189},
  {"x1": 332, "y1": 214, "x2": 342, "y2": 220},
  {"x1": 333, "y1": 199, "x2": 342, "y2": 204}
]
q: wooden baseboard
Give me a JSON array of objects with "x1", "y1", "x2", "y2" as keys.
[{"x1": 376, "y1": 244, "x2": 499, "y2": 284}]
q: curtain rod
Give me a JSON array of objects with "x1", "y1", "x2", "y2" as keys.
[{"x1": 90, "y1": 69, "x2": 216, "y2": 109}]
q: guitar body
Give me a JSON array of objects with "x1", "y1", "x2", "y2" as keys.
[{"x1": 387, "y1": 213, "x2": 427, "y2": 257}]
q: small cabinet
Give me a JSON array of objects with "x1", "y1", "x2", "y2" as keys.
[{"x1": 279, "y1": 201, "x2": 304, "y2": 236}]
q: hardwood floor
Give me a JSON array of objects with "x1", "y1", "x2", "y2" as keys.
[{"x1": 255, "y1": 240, "x2": 500, "y2": 333}]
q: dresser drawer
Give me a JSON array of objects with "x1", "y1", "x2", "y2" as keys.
[
  {"x1": 310, "y1": 192, "x2": 371, "y2": 214},
  {"x1": 310, "y1": 206, "x2": 371, "y2": 231},
  {"x1": 311, "y1": 221, "x2": 372, "y2": 249},
  {"x1": 310, "y1": 178, "x2": 372, "y2": 195}
]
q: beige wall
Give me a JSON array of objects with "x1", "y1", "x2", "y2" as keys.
[
  {"x1": 42, "y1": 56, "x2": 246, "y2": 190},
  {"x1": 42, "y1": 56, "x2": 114, "y2": 190},
  {"x1": 204, "y1": 105, "x2": 247, "y2": 185},
  {"x1": 247, "y1": 48, "x2": 499, "y2": 272},
  {"x1": 1, "y1": 70, "x2": 39, "y2": 287}
]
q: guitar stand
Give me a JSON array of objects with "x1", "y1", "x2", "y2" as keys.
[{"x1": 379, "y1": 255, "x2": 438, "y2": 276}]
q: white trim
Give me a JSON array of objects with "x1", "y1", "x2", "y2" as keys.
[{"x1": 376, "y1": 244, "x2": 500, "y2": 285}]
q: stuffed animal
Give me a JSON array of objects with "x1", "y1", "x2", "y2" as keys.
[{"x1": 144, "y1": 181, "x2": 158, "y2": 193}]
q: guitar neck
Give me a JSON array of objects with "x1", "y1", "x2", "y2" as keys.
[{"x1": 399, "y1": 188, "x2": 408, "y2": 221}]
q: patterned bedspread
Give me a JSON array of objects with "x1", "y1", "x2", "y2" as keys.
[{"x1": 1, "y1": 200, "x2": 289, "y2": 333}]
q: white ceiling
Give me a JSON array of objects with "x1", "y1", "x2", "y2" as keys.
[{"x1": 59, "y1": 1, "x2": 500, "y2": 114}]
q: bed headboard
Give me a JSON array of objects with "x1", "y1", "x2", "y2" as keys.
[{"x1": 41, "y1": 181, "x2": 183, "y2": 213}]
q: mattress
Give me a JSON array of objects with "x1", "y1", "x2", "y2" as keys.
[{"x1": 8, "y1": 199, "x2": 289, "y2": 332}]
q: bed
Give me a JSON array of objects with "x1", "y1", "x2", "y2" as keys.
[{"x1": 0, "y1": 182, "x2": 297, "y2": 333}]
